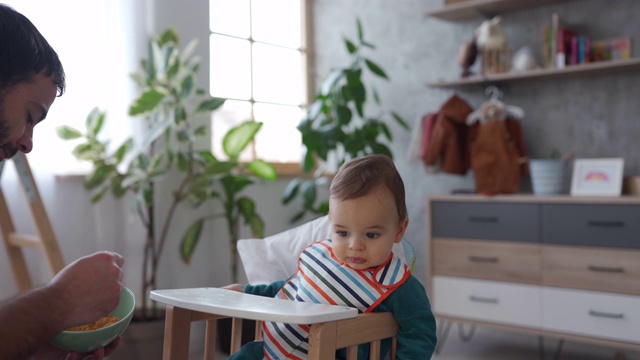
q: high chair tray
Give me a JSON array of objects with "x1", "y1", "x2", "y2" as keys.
[{"x1": 150, "y1": 287, "x2": 358, "y2": 324}]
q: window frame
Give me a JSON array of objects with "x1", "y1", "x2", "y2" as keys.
[{"x1": 208, "y1": 0, "x2": 314, "y2": 176}]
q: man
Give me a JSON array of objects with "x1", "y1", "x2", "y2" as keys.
[{"x1": 0, "y1": 4, "x2": 124, "y2": 359}]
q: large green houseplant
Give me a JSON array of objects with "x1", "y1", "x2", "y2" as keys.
[
  {"x1": 57, "y1": 28, "x2": 276, "y2": 321},
  {"x1": 282, "y1": 19, "x2": 409, "y2": 221}
]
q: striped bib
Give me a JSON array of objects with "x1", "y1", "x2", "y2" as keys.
[{"x1": 262, "y1": 239, "x2": 410, "y2": 359}]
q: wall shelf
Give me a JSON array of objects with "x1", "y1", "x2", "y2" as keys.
[
  {"x1": 427, "y1": 57, "x2": 640, "y2": 88},
  {"x1": 425, "y1": 0, "x2": 575, "y2": 21}
]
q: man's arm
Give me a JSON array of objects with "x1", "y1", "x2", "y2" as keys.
[
  {"x1": 0, "y1": 285, "x2": 69, "y2": 358},
  {"x1": 0, "y1": 251, "x2": 124, "y2": 359}
]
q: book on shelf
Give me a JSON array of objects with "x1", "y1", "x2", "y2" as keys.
[
  {"x1": 542, "y1": 12, "x2": 571, "y2": 69},
  {"x1": 556, "y1": 27, "x2": 576, "y2": 68},
  {"x1": 592, "y1": 37, "x2": 632, "y2": 61},
  {"x1": 541, "y1": 25, "x2": 551, "y2": 68},
  {"x1": 540, "y1": 12, "x2": 632, "y2": 68}
]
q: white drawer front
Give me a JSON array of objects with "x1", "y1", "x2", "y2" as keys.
[
  {"x1": 542, "y1": 287, "x2": 640, "y2": 343},
  {"x1": 433, "y1": 276, "x2": 542, "y2": 328}
]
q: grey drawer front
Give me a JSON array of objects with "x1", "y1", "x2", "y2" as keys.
[
  {"x1": 432, "y1": 202, "x2": 539, "y2": 243},
  {"x1": 542, "y1": 204, "x2": 640, "y2": 249}
]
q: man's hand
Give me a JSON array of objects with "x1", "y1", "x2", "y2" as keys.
[{"x1": 48, "y1": 252, "x2": 124, "y2": 330}]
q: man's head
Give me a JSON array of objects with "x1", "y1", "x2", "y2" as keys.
[
  {"x1": 0, "y1": 4, "x2": 65, "y2": 162},
  {"x1": 328, "y1": 154, "x2": 409, "y2": 270}
]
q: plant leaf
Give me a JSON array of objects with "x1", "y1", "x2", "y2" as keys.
[
  {"x1": 56, "y1": 125, "x2": 82, "y2": 140},
  {"x1": 246, "y1": 160, "x2": 277, "y2": 181},
  {"x1": 237, "y1": 197, "x2": 255, "y2": 221},
  {"x1": 180, "y1": 218, "x2": 204, "y2": 264},
  {"x1": 196, "y1": 97, "x2": 226, "y2": 112},
  {"x1": 391, "y1": 111, "x2": 410, "y2": 130},
  {"x1": 114, "y1": 139, "x2": 134, "y2": 163},
  {"x1": 86, "y1": 108, "x2": 106, "y2": 136},
  {"x1": 344, "y1": 37, "x2": 357, "y2": 54},
  {"x1": 320, "y1": 70, "x2": 343, "y2": 96},
  {"x1": 282, "y1": 179, "x2": 300, "y2": 204},
  {"x1": 84, "y1": 164, "x2": 114, "y2": 190},
  {"x1": 223, "y1": 121, "x2": 262, "y2": 160},
  {"x1": 301, "y1": 180, "x2": 317, "y2": 208},
  {"x1": 129, "y1": 89, "x2": 165, "y2": 116},
  {"x1": 158, "y1": 28, "x2": 179, "y2": 47},
  {"x1": 364, "y1": 59, "x2": 388, "y2": 79},
  {"x1": 248, "y1": 214, "x2": 264, "y2": 238}
]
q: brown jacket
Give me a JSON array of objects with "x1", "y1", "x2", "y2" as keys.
[
  {"x1": 422, "y1": 95, "x2": 474, "y2": 175},
  {"x1": 468, "y1": 117, "x2": 529, "y2": 194}
]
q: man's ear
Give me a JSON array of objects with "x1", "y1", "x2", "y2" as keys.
[{"x1": 394, "y1": 218, "x2": 409, "y2": 243}]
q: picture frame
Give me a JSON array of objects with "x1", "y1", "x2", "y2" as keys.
[{"x1": 570, "y1": 158, "x2": 624, "y2": 196}]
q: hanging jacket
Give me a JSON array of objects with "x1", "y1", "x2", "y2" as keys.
[
  {"x1": 422, "y1": 95, "x2": 474, "y2": 175},
  {"x1": 468, "y1": 116, "x2": 529, "y2": 194}
]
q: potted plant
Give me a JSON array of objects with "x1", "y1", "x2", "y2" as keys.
[
  {"x1": 529, "y1": 150, "x2": 569, "y2": 195},
  {"x1": 281, "y1": 18, "x2": 409, "y2": 221},
  {"x1": 56, "y1": 28, "x2": 276, "y2": 325}
]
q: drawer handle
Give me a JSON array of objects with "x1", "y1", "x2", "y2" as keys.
[
  {"x1": 587, "y1": 220, "x2": 625, "y2": 228},
  {"x1": 587, "y1": 265, "x2": 625, "y2": 273},
  {"x1": 468, "y1": 255, "x2": 499, "y2": 263},
  {"x1": 469, "y1": 295, "x2": 499, "y2": 304},
  {"x1": 589, "y1": 310, "x2": 625, "y2": 319},
  {"x1": 468, "y1": 216, "x2": 498, "y2": 223}
]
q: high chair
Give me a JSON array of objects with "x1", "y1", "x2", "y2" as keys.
[{"x1": 150, "y1": 216, "x2": 415, "y2": 359}]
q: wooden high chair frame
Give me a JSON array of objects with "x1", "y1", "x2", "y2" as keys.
[{"x1": 150, "y1": 287, "x2": 400, "y2": 360}]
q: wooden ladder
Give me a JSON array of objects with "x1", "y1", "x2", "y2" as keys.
[{"x1": 0, "y1": 152, "x2": 65, "y2": 291}]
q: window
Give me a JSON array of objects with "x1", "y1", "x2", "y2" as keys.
[{"x1": 209, "y1": 0, "x2": 311, "y2": 170}]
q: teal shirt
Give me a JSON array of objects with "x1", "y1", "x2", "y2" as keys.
[{"x1": 239, "y1": 275, "x2": 437, "y2": 359}]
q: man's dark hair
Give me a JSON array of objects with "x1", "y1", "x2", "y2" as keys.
[{"x1": 0, "y1": 3, "x2": 65, "y2": 96}]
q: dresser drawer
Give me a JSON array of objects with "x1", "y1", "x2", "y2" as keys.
[
  {"x1": 433, "y1": 239, "x2": 541, "y2": 284},
  {"x1": 542, "y1": 204, "x2": 640, "y2": 249},
  {"x1": 433, "y1": 276, "x2": 542, "y2": 328},
  {"x1": 542, "y1": 287, "x2": 640, "y2": 344},
  {"x1": 432, "y1": 201, "x2": 539, "y2": 243},
  {"x1": 542, "y1": 245, "x2": 640, "y2": 295}
]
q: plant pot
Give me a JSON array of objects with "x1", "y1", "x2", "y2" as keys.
[
  {"x1": 530, "y1": 159, "x2": 564, "y2": 195},
  {"x1": 106, "y1": 312, "x2": 165, "y2": 360}
]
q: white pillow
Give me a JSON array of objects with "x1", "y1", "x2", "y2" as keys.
[{"x1": 238, "y1": 216, "x2": 407, "y2": 284}]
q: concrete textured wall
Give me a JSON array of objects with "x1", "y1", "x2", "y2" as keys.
[{"x1": 312, "y1": 0, "x2": 640, "y2": 284}]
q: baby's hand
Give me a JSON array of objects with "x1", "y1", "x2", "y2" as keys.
[{"x1": 222, "y1": 283, "x2": 244, "y2": 292}]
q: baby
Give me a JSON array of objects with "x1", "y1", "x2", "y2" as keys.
[{"x1": 225, "y1": 154, "x2": 437, "y2": 359}]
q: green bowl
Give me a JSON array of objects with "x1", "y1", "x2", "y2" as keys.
[{"x1": 50, "y1": 286, "x2": 135, "y2": 353}]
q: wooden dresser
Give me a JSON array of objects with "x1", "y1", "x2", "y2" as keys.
[{"x1": 427, "y1": 195, "x2": 640, "y2": 352}]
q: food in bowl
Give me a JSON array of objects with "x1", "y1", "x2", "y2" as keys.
[
  {"x1": 50, "y1": 286, "x2": 135, "y2": 353},
  {"x1": 66, "y1": 315, "x2": 120, "y2": 332}
]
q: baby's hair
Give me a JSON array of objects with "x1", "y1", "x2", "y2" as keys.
[{"x1": 330, "y1": 154, "x2": 407, "y2": 221}]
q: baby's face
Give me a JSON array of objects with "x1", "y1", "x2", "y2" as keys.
[{"x1": 328, "y1": 187, "x2": 407, "y2": 270}]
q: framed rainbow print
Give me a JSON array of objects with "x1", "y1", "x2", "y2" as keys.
[{"x1": 570, "y1": 158, "x2": 624, "y2": 196}]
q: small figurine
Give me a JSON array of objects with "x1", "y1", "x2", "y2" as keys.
[
  {"x1": 512, "y1": 46, "x2": 539, "y2": 72},
  {"x1": 475, "y1": 16, "x2": 507, "y2": 50},
  {"x1": 475, "y1": 16, "x2": 510, "y2": 74},
  {"x1": 458, "y1": 38, "x2": 478, "y2": 77}
]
